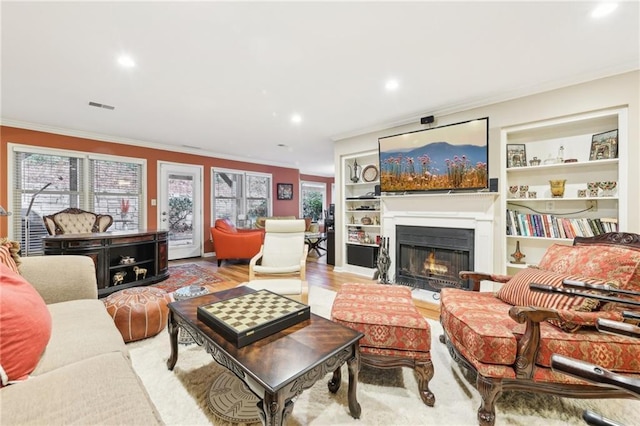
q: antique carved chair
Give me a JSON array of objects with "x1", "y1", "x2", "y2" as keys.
[
  {"x1": 43, "y1": 208, "x2": 113, "y2": 235},
  {"x1": 210, "y1": 218, "x2": 264, "y2": 266},
  {"x1": 439, "y1": 232, "x2": 640, "y2": 426}
]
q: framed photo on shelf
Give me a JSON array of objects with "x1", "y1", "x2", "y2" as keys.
[
  {"x1": 277, "y1": 183, "x2": 293, "y2": 200},
  {"x1": 506, "y1": 144, "x2": 527, "y2": 168},
  {"x1": 589, "y1": 129, "x2": 618, "y2": 161}
]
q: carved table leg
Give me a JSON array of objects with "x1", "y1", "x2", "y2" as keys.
[
  {"x1": 476, "y1": 375, "x2": 501, "y2": 426},
  {"x1": 346, "y1": 344, "x2": 361, "y2": 419},
  {"x1": 415, "y1": 359, "x2": 436, "y2": 406},
  {"x1": 259, "y1": 391, "x2": 290, "y2": 426},
  {"x1": 328, "y1": 365, "x2": 342, "y2": 393},
  {"x1": 166, "y1": 310, "x2": 179, "y2": 370}
]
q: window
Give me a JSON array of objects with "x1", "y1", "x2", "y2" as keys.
[
  {"x1": 301, "y1": 181, "x2": 326, "y2": 223},
  {"x1": 212, "y1": 168, "x2": 271, "y2": 228},
  {"x1": 9, "y1": 145, "x2": 145, "y2": 255}
]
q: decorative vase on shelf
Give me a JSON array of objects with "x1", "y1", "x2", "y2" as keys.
[
  {"x1": 549, "y1": 179, "x2": 566, "y2": 198},
  {"x1": 510, "y1": 241, "x2": 526, "y2": 264}
]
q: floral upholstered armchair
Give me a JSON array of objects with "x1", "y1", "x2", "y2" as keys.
[
  {"x1": 43, "y1": 208, "x2": 113, "y2": 235},
  {"x1": 439, "y1": 232, "x2": 640, "y2": 426}
]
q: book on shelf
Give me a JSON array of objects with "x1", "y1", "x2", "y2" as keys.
[
  {"x1": 506, "y1": 209, "x2": 618, "y2": 238},
  {"x1": 600, "y1": 217, "x2": 619, "y2": 232}
]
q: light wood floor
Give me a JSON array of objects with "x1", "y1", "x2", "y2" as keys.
[{"x1": 170, "y1": 252, "x2": 440, "y2": 320}]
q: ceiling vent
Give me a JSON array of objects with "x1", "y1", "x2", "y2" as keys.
[{"x1": 88, "y1": 101, "x2": 115, "y2": 110}]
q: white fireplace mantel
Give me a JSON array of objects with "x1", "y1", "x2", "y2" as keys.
[{"x1": 381, "y1": 193, "x2": 498, "y2": 290}]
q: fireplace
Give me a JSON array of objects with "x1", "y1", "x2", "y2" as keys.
[{"x1": 395, "y1": 225, "x2": 474, "y2": 292}]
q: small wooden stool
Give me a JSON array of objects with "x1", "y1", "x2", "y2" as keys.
[
  {"x1": 331, "y1": 283, "x2": 435, "y2": 406},
  {"x1": 103, "y1": 287, "x2": 171, "y2": 343}
]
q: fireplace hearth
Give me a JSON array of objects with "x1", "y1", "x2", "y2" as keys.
[{"x1": 395, "y1": 225, "x2": 474, "y2": 292}]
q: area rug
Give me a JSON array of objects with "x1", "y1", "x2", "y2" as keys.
[
  {"x1": 128, "y1": 286, "x2": 640, "y2": 425},
  {"x1": 151, "y1": 263, "x2": 224, "y2": 293}
]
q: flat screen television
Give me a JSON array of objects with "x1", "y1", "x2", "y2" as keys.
[{"x1": 378, "y1": 117, "x2": 489, "y2": 193}]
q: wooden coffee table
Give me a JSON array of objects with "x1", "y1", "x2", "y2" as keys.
[{"x1": 166, "y1": 286, "x2": 364, "y2": 426}]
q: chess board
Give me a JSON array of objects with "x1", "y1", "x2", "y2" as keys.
[{"x1": 197, "y1": 289, "x2": 311, "y2": 347}]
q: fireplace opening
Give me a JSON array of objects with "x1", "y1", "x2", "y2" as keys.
[{"x1": 395, "y1": 226, "x2": 474, "y2": 292}]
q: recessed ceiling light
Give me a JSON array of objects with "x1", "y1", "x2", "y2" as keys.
[
  {"x1": 277, "y1": 143, "x2": 287, "y2": 147},
  {"x1": 291, "y1": 114, "x2": 302, "y2": 124},
  {"x1": 591, "y1": 2, "x2": 618, "y2": 18},
  {"x1": 117, "y1": 55, "x2": 136, "y2": 68},
  {"x1": 385, "y1": 79, "x2": 399, "y2": 91}
]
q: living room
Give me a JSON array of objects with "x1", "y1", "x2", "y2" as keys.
[{"x1": 2, "y1": 2, "x2": 640, "y2": 425}]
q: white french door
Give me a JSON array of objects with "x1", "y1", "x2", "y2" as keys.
[{"x1": 158, "y1": 162, "x2": 203, "y2": 260}]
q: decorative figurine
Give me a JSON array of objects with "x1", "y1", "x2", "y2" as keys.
[
  {"x1": 113, "y1": 271, "x2": 127, "y2": 286},
  {"x1": 133, "y1": 266, "x2": 147, "y2": 280},
  {"x1": 510, "y1": 241, "x2": 526, "y2": 264}
]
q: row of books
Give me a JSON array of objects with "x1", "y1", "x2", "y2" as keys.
[{"x1": 506, "y1": 210, "x2": 618, "y2": 239}]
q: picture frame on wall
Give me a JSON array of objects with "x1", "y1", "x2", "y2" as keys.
[
  {"x1": 277, "y1": 183, "x2": 293, "y2": 200},
  {"x1": 589, "y1": 129, "x2": 618, "y2": 161},
  {"x1": 506, "y1": 144, "x2": 527, "y2": 168}
]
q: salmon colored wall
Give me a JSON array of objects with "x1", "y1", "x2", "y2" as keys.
[{"x1": 0, "y1": 126, "x2": 333, "y2": 253}]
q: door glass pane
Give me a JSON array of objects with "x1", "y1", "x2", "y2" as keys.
[{"x1": 168, "y1": 174, "x2": 194, "y2": 246}]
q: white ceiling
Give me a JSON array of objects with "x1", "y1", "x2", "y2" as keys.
[{"x1": 1, "y1": 1, "x2": 638, "y2": 177}]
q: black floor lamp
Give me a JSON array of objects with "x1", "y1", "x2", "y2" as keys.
[{"x1": 23, "y1": 182, "x2": 51, "y2": 257}]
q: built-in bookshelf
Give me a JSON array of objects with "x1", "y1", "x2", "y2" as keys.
[
  {"x1": 500, "y1": 107, "x2": 628, "y2": 273},
  {"x1": 342, "y1": 150, "x2": 380, "y2": 272}
]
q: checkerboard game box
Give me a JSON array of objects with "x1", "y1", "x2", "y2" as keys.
[{"x1": 197, "y1": 289, "x2": 311, "y2": 347}]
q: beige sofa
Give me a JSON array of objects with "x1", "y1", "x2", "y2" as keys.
[{"x1": 1, "y1": 255, "x2": 162, "y2": 425}]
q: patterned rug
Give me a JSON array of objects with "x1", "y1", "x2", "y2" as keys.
[{"x1": 152, "y1": 263, "x2": 224, "y2": 293}]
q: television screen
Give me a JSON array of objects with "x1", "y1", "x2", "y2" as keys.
[{"x1": 378, "y1": 117, "x2": 488, "y2": 193}]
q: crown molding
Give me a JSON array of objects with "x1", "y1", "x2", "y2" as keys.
[{"x1": 0, "y1": 118, "x2": 307, "y2": 172}]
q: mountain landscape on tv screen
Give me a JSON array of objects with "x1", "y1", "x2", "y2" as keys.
[{"x1": 380, "y1": 141, "x2": 486, "y2": 172}]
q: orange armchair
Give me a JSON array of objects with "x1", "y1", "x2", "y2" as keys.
[{"x1": 210, "y1": 219, "x2": 264, "y2": 266}]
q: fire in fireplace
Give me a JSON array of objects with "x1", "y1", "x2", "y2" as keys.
[{"x1": 395, "y1": 225, "x2": 474, "y2": 293}]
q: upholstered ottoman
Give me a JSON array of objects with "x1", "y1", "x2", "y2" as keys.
[
  {"x1": 103, "y1": 287, "x2": 171, "y2": 343},
  {"x1": 331, "y1": 283, "x2": 435, "y2": 406}
]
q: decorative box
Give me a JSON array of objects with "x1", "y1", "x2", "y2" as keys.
[{"x1": 197, "y1": 289, "x2": 310, "y2": 348}]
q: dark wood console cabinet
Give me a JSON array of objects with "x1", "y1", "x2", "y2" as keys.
[{"x1": 43, "y1": 229, "x2": 169, "y2": 298}]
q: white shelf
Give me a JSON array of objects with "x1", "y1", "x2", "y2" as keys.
[
  {"x1": 506, "y1": 235, "x2": 571, "y2": 242},
  {"x1": 342, "y1": 151, "x2": 381, "y2": 269},
  {"x1": 507, "y1": 196, "x2": 617, "y2": 202},
  {"x1": 346, "y1": 242, "x2": 380, "y2": 247},
  {"x1": 506, "y1": 158, "x2": 618, "y2": 173},
  {"x1": 500, "y1": 107, "x2": 627, "y2": 274},
  {"x1": 345, "y1": 181, "x2": 379, "y2": 186}
]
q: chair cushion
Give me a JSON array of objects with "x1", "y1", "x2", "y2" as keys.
[
  {"x1": 538, "y1": 243, "x2": 640, "y2": 291},
  {"x1": 243, "y1": 279, "x2": 303, "y2": 295},
  {"x1": 215, "y1": 219, "x2": 237, "y2": 233},
  {"x1": 537, "y1": 321, "x2": 640, "y2": 374},
  {"x1": 440, "y1": 288, "x2": 519, "y2": 366},
  {"x1": 442, "y1": 287, "x2": 640, "y2": 374},
  {"x1": 331, "y1": 283, "x2": 430, "y2": 353},
  {"x1": 496, "y1": 268, "x2": 602, "y2": 312},
  {"x1": 0, "y1": 263, "x2": 52, "y2": 386}
]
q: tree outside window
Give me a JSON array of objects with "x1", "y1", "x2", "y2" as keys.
[{"x1": 301, "y1": 183, "x2": 325, "y2": 222}]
